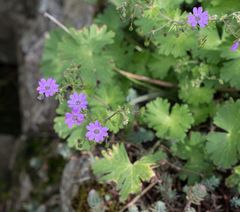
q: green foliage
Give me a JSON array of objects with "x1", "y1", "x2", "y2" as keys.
[
  {"x1": 41, "y1": 0, "x2": 240, "y2": 206},
  {"x1": 105, "y1": 106, "x2": 131, "y2": 133},
  {"x1": 148, "y1": 54, "x2": 175, "y2": 79},
  {"x1": 92, "y1": 143, "x2": 166, "y2": 201},
  {"x1": 206, "y1": 100, "x2": 240, "y2": 168},
  {"x1": 41, "y1": 29, "x2": 65, "y2": 80},
  {"x1": 154, "y1": 201, "x2": 167, "y2": 212},
  {"x1": 185, "y1": 184, "x2": 207, "y2": 206},
  {"x1": 179, "y1": 85, "x2": 214, "y2": 106},
  {"x1": 230, "y1": 196, "x2": 240, "y2": 208},
  {"x1": 89, "y1": 84, "x2": 130, "y2": 133},
  {"x1": 189, "y1": 103, "x2": 215, "y2": 125},
  {"x1": 59, "y1": 25, "x2": 115, "y2": 85},
  {"x1": 53, "y1": 106, "x2": 93, "y2": 151},
  {"x1": 158, "y1": 174, "x2": 177, "y2": 203},
  {"x1": 89, "y1": 84, "x2": 125, "y2": 110},
  {"x1": 173, "y1": 132, "x2": 213, "y2": 184},
  {"x1": 126, "y1": 127, "x2": 154, "y2": 144},
  {"x1": 42, "y1": 25, "x2": 116, "y2": 85},
  {"x1": 95, "y1": 5, "x2": 124, "y2": 33},
  {"x1": 201, "y1": 176, "x2": 220, "y2": 191},
  {"x1": 220, "y1": 59, "x2": 240, "y2": 89},
  {"x1": 203, "y1": 0, "x2": 240, "y2": 14},
  {"x1": 226, "y1": 166, "x2": 240, "y2": 192},
  {"x1": 155, "y1": 31, "x2": 197, "y2": 58},
  {"x1": 143, "y1": 98, "x2": 194, "y2": 141}
]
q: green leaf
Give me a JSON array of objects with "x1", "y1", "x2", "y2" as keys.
[
  {"x1": 193, "y1": 49, "x2": 221, "y2": 64},
  {"x1": 220, "y1": 59, "x2": 240, "y2": 88},
  {"x1": 154, "y1": 0, "x2": 184, "y2": 9},
  {"x1": 191, "y1": 26, "x2": 223, "y2": 64},
  {"x1": 89, "y1": 84, "x2": 129, "y2": 133},
  {"x1": 106, "y1": 41, "x2": 134, "y2": 70},
  {"x1": 189, "y1": 103, "x2": 215, "y2": 125},
  {"x1": 95, "y1": 5, "x2": 123, "y2": 32},
  {"x1": 226, "y1": 165, "x2": 240, "y2": 192},
  {"x1": 66, "y1": 123, "x2": 93, "y2": 151},
  {"x1": 143, "y1": 98, "x2": 194, "y2": 141},
  {"x1": 198, "y1": 26, "x2": 223, "y2": 49},
  {"x1": 135, "y1": 6, "x2": 185, "y2": 36},
  {"x1": 148, "y1": 54, "x2": 176, "y2": 79},
  {"x1": 54, "y1": 117, "x2": 72, "y2": 139},
  {"x1": 206, "y1": 100, "x2": 240, "y2": 168},
  {"x1": 128, "y1": 51, "x2": 151, "y2": 76},
  {"x1": 134, "y1": 17, "x2": 157, "y2": 36},
  {"x1": 155, "y1": 31, "x2": 197, "y2": 58},
  {"x1": 203, "y1": 0, "x2": 240, "y2": 15},
  {"x1": 89, "y1": 84, "x2": 126, "y2": 110},
  {"x1": 54, "y1": 116, "x2": 92, "y2": 150},
  {"x1": 41, "y1": 29, "x2": 65, "y2": 80},
  {"x1": 207, "y1": 132, "x2": 238, "y2": 169},
  {"x1": 92, "y1": 143, "x2": 166, "y2": 201},
  {"x1": 58, "y1": 25, "x2": 115, "y2": 85},
  {"x1": 105, "y1": 106, "x2": 131, "y2": 133},
  {"x1": 179, "y1": 85, "x2": 214, "y2": 106},
  {"x1": 173, "y1": 132, "x2": 213, "y2": 184},
  {"x1": 109, "y1": 0, "x2": 126, "y2": 8},
  {"x1": 126, "y1": 127, "x2": 154, "y2": 144}
]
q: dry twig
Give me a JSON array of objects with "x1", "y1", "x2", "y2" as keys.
[{"x1": 120, "y1": 178, "x2": 160, "y2": 212}]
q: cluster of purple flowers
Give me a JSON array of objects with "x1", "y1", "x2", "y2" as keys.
[
  {"x1": 187, "y1": 6, "x2": 238, "y2": 52},
  {"x1": 65, "y1": 92, "x2": 88, "y2": 128},
  {"x1": 37, "y1": 78, "x2": 109, "y2": 143},
  {"x1": 37, "y1": 6, "x2": 239, "y2": 143},
  {"x1": 65, "y1": 92, "x2": 109, "y2": 142}
]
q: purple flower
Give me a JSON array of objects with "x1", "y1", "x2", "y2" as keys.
[
  {"x1": 188, "y1": 7, "x2": 209, "y2": 28},
  {"x1": 37, "y1": 78, "x2": 59, "y2": 97},
  {"x1": 65, "y1": 110, "x2": 85, "y2": 128},
  {"x1": 67, "y1": 92, "x2": 88, "y2": 111},
  {"x1": 86, "y1": 120, "x2": 109, "y2": 142},
  {"x1": 231, "y1": 41, "x2": 239, "y2": 52}
]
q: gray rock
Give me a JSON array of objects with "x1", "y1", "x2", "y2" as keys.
[
  {"x1": 0, "y1": 135, "x2": 15, "y2": 173},
  {"x1": 16, "y1": 0, "x2": 94, "y2": 133},
  {"x1": 60, "y1": 155, "x2": 92, "y2": 212},
  {"x1": 0, "y1": 0, "x2": 94, "y2": 133}
]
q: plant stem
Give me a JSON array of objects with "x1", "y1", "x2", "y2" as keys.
[
  {"x1": 43, "y1": 12, "x2": 70, "y2": 34},
  {"x1": 120, "y1": 178, "x2": 160, "y2": 212},
  {"x1": 114, "y1": 67, "x2": 177, "y2": 88},
  {"x1": 129, "y1": 92, "x2": 162, "y2": 105},
  {"x1": 115, "y1": 67, "x2": 240, "y2": 93}
]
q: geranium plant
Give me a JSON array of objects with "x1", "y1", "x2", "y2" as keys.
[{"x1": 37, "y1": 0, "x2": 240, "y2": 208}]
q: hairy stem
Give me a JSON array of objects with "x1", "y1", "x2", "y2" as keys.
[{"x1": 43, "y1": 12, "x2": 70, "y2": 34}]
